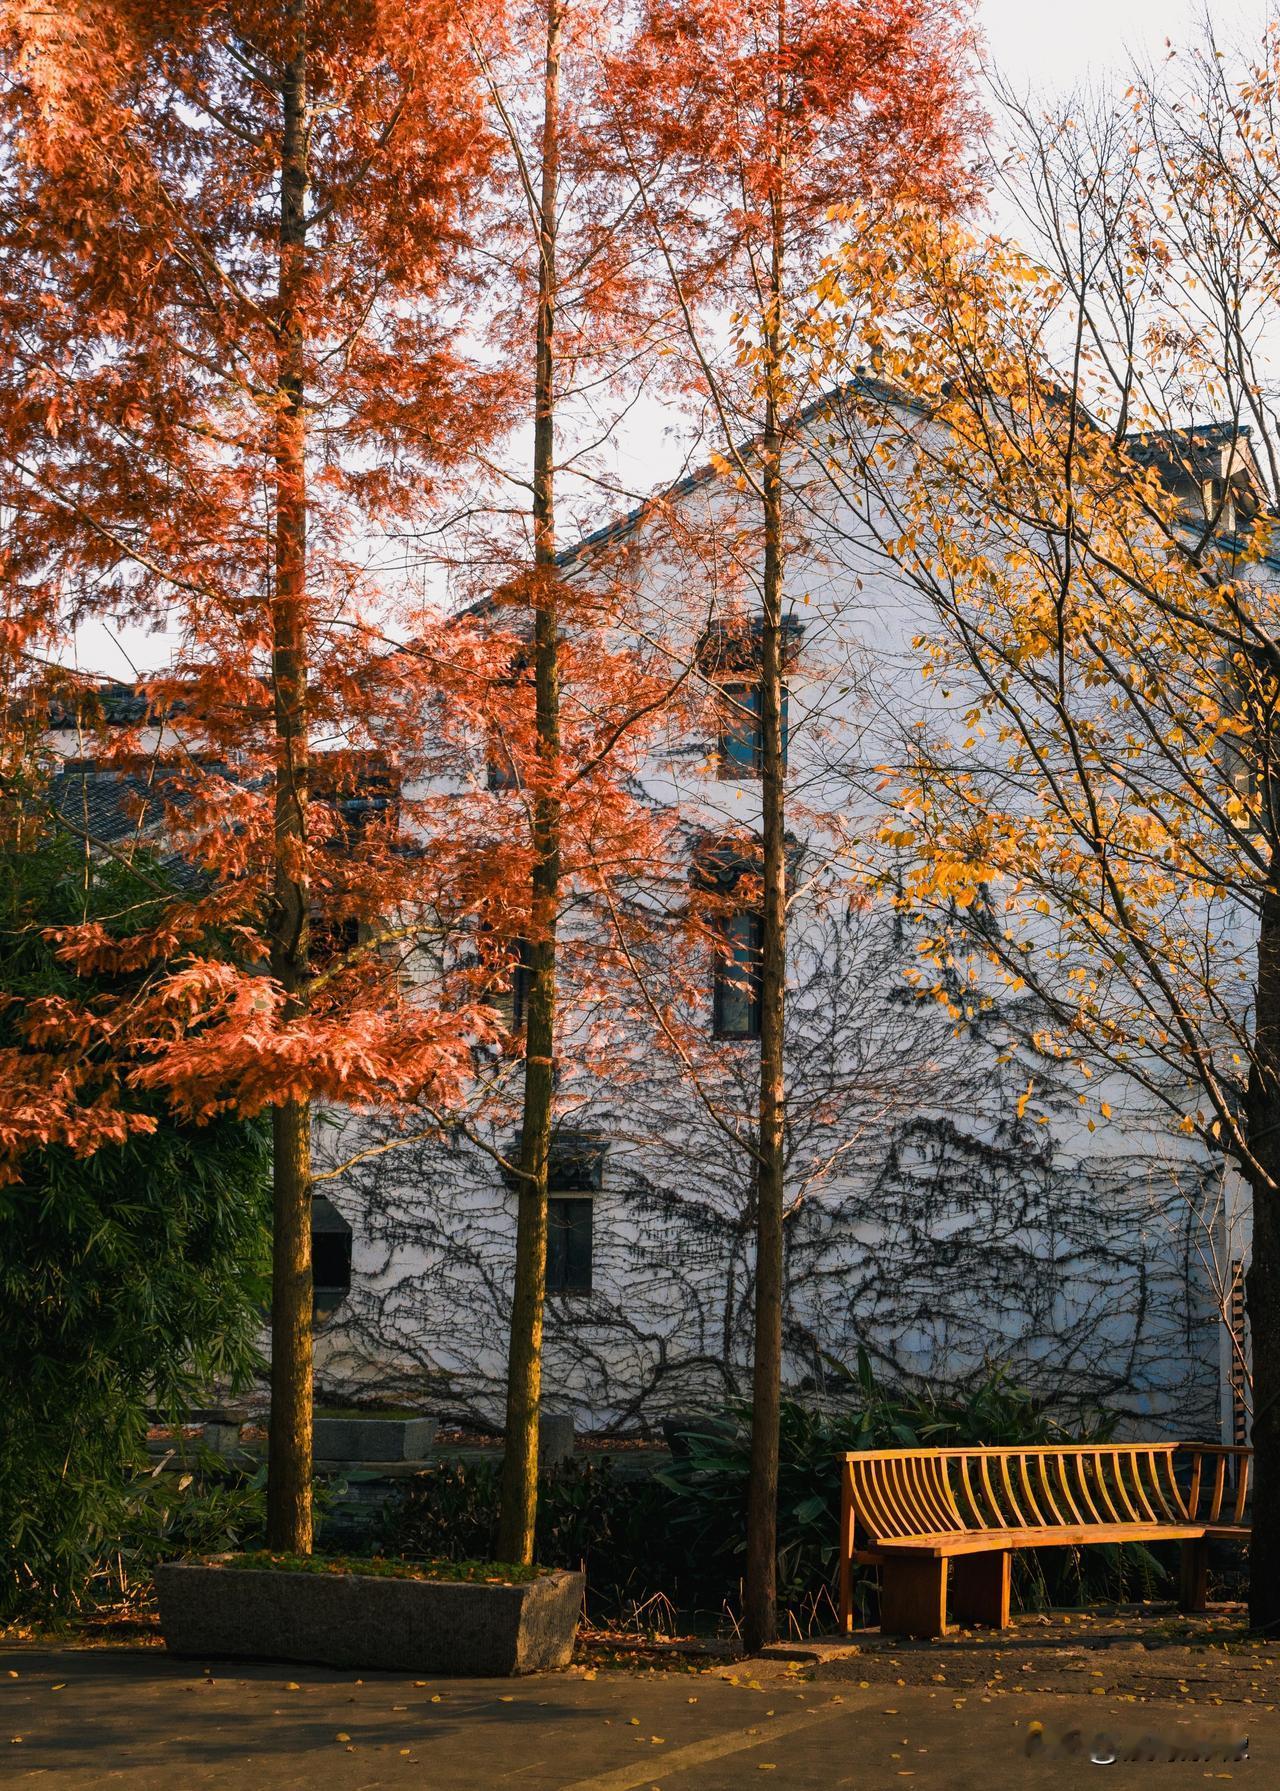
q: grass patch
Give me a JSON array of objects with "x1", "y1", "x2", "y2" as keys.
[{"x1": 222, "y1": 1550, "x2": 544, "y2": 1584}]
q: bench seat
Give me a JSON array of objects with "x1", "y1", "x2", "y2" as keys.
[
  {"x1": 867, "y1": 1521, "x2": 1208, "y2": 1557},
  {"x1": 838, "y1": 1442, "x2": 1252, "y2": 1638}
]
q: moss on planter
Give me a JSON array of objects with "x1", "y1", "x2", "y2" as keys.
[{"x1": 222, "y1": 1550, "x2": 544, "y2": 1585}]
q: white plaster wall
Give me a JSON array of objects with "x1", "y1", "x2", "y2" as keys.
[{"x1": 314, "y1": 404, "x2": 1239, "y2": 1438}]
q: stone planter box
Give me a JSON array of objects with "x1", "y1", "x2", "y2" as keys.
[
  {"x1": 312, "y1": 1414, "x2": 437, "y2": 1462},
  {"x1": 155, "y1": 1560, "x2": 584, "y2": 1676}
]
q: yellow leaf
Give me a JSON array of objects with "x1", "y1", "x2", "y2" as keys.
[{"x1": 335, "y1": 1732, "x2": 351, "y2": 1742}]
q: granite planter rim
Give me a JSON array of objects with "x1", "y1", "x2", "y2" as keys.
[{"x1": 155, "y1": 1557, "x2": 584, "y2": 1676}]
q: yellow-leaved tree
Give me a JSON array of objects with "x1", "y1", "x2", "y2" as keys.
[{"x1": 808, "y1": 33, "x2": 1280, "y2": 1630}]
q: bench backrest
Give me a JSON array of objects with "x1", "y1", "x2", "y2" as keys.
[{"x1": 840, "y1": 1443, "x2": 1250, "y2": 1542}]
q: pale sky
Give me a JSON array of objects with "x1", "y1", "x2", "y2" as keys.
[
  {"x1": 72, "y1": 0, "x2": 1279, "y2": 684},
  {"x1": 980, "y1": 0, "x2": 1269, "y2": 86}
]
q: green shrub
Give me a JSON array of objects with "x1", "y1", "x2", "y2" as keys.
[{"x1": 0, "y1": 830, "x2": 271, "y2": 1621}]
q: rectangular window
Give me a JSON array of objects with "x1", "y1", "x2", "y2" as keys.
[
  {"x1": 717, "y1": 683, "x2": 788, "y2": 779},
  {"x1": 547, "y1": 1196, "x2": 593, "y2": 1295},
  {"x1": 713, "y1": 910, "x2": 763, "y2": 1039},
  {"x1": 719, "y1": 682, "x2": 761, "y2": 776},
  {"x1": 485, "y1": 936, "x2": 532, "y2": 1030}
]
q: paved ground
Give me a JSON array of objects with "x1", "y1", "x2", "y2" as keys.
[{"x1": 0, "y1": 1608, "x2": 1271, "y2": 1789}]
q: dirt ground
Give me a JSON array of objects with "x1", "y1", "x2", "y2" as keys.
[{"x1": 1, "y1": 1602, "x2": 1275, "y2": 1788}]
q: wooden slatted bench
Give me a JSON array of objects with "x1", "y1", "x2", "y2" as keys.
[{"x1": 838, "y1": 1443, "x2": 1251, "y2": 1638}]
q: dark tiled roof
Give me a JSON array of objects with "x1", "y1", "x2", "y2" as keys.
[
  {"x1": 48, "y1": 766, "x2": 205, "y2": 886},
  {"x1": 46, "y1": 681, "x2": 176, "y2": 729}
]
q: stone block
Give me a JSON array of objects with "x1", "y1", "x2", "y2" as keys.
[
  {"x1": 312, "y1": 1415, "x2": 437, "y2": 1462},
  {"x1": 200, "y1": 1420, "x2": 244, "y2": 1456},
  {"x1": 539, "y1": 1412, "x2": 575, "y2": 1468},
  {"x1": 156, "y1": 1561, "x2": 584, "y2": 1675}
]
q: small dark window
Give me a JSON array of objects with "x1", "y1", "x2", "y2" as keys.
[
  {"x1": 713, "y1": 911, "x2": 763, "y2": 1039},
  {"x1": 311, "y1": 1193, "x2": 353, "y2": 1323},
  {"x1": 483, "y1": 936, "x2": 532, "y2": 1030},
  {"x1": 547, "y1": 1196, "x2": 593, "y2": 1294},
  {"x1": 717, "y1": 683, "x2": 788, "y2": 779}
]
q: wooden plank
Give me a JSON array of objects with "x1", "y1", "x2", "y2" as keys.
[
  {"x1": 1155, "y1": 1449, "x2": 1187, "y2": 1521},
  {"x1": 1210, "y1": 1456, "x2": 1227, "y2": 1524},
  {"x1": 1233, "y1": 1454, "x2": 1251, "y2": 1526},
  {"x1": 952, "y1": 1550, "x2": 1011, "y2": 1630},
  {"x1": 1092, "y1": 1450, "x2": 1124, "y2": 1523},
  {"x1": 838, "y1": 1444, "x2": 1184, "y2": 1459},
  {"x1": 958, "y1": 1454, "x2": 983, "y2": 1526},
  {"x1": 879, "y1": 1556, "x2": 948, "y2": 1639},
  {"x1": 851, "y1": 1460, "x2": 897, "y2": 1540},
  {"x1": 1072, "y1": 1451, "x2": 1106, "y2": 1524},
  {"x1": 1111, "y1": 1450, "x2": 1143, "y2": 1523},
  {"x1": 1055, "y1": 1450, "x2": 1086, "y2": 1524},
  {"x1": 1017, "y1": 1452, "x2": 1048, "y2": 1525},
  {"x1": 872, "y1": 1522, "x2": 1208, "y2": 1558},
  {"x1": 1186, "y1": 1450, "x2": 1203, "y2": 1520},
  {"x1": 979, "y1": 1454, "x2": 1005, "y2": 1528}
]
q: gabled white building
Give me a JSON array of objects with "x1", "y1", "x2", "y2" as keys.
[{"x1": 310, "y1": 393, "x2": 1249, "y2": 1441}]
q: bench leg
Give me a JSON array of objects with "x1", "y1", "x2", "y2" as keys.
[
  {"x1": 952, "y1": 1549, "x2": 1011, "y2": 1630},
  {"x1": 839, "y1": 1471, "x2": 855, "y2": 1635},
  {"x1": 1179, "y1": 1538, "x2": 1209, "y2": 1614},
  {"x1": 880, "y1": 1558, "x2": 948, "y2": 1638}
]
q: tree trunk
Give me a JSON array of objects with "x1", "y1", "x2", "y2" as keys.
[
  {"x1": 266, "y1": 0, "x2": 313, "y2": 1555},
  {"x1": 497, "y1": 0, "x2": 562, "y2": 1569},
  {"x1": 743, "y1": 94, "x2": 788, "y2": 1650},
  {"x1": 268, "y1": 1098, "x2": 313, "y2": 1551},
  {"x1": 1247, "y1": 880, "x2": 1280, "y2": 1631}
]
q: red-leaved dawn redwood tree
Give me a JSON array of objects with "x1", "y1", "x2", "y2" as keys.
[
  {"x1": 443, "y1": 0, "x2": 687, "y2": 1564},
  {"x1": 0, "y1": 0, "x2": 519, "y2": 1551},
  {"x1": 604, "y1": 0, "x2": 983, "y2": 1645}
]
